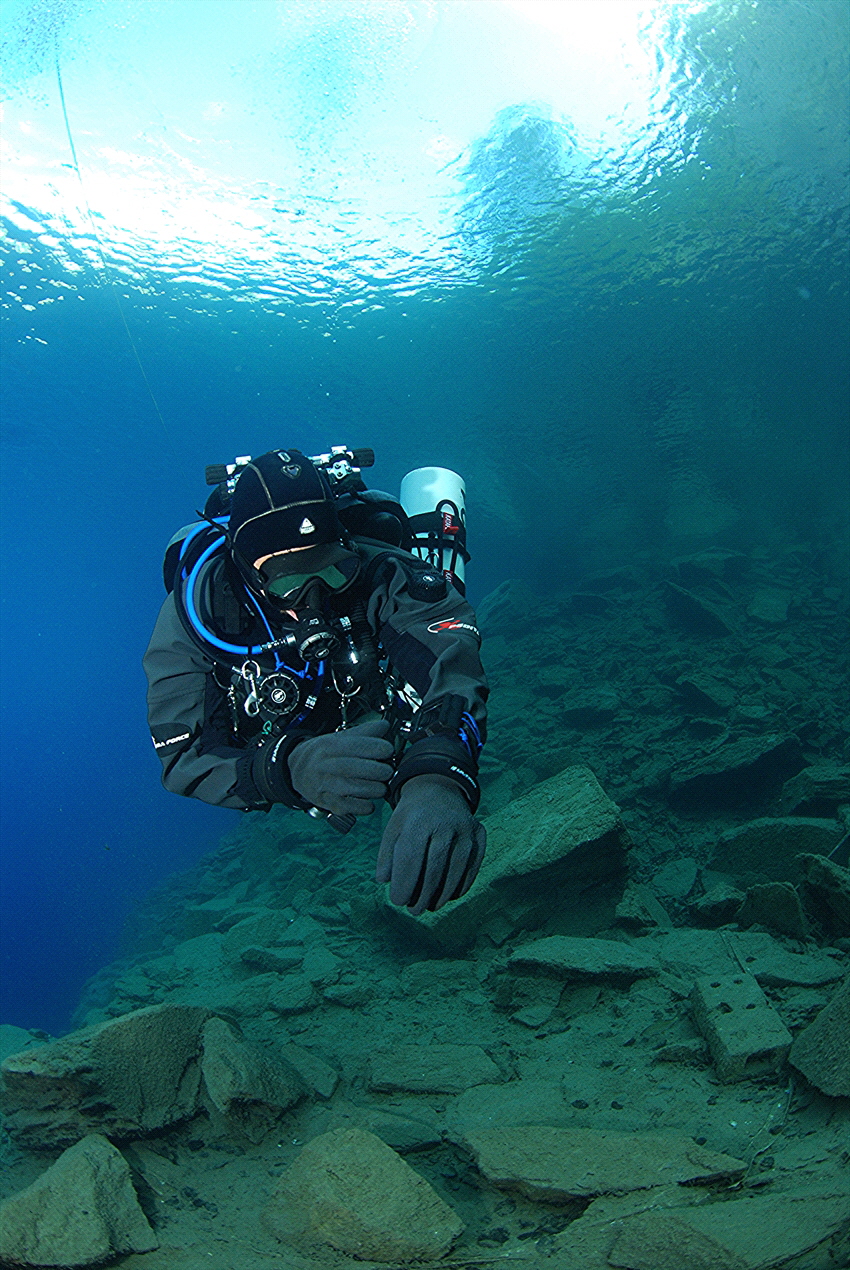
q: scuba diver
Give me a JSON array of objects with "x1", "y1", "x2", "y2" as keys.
[{"x1": 144, "y1": 447, "x2": 488, "y2": 916}]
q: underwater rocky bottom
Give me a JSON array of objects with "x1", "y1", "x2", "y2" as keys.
[{"x1": 1, "y1": 547, "x2": 849, "y2": 1270}]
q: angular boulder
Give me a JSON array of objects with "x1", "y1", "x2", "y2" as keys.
[
  {"x1": 789, "y1": 975, "x2": 850, "y2": 1097},
  {"x1": 781, "y1": 764, "x2": 850, "y2": 816},
  {"x1": 465, "y1": 1126, "x2": 745, "y2": 1201},
  {"x1": 799, "y1": 853, "x2": 850, "y2": 937},
  {"x1": 0, "y1": 1134, "x2": 157, "y2": 1268},
  {"x1": 735, "y1": 881, "x2": 809, "y2": 937},
  {"x1": 200, "y1": 1017, "x2": 306, "y2": 1142},
  {"x1": 708, "y1": 817, "x2": 843, "y2": 882},
  {"x1": 263, "y1": 1127, "x2": 463, "y2": 1261},
  {"x1": 1, "y1": 1004, "x2": 210, "y2": 1149},
  {"x1": 690, "y1": 881, "x2": 744, "y2": 927},
  {"x1": 383, "y1": 766, "x2": 631, "y2": 952},
  {"x1": 746, "y1": 587, "x2": 791, "y2": 624},
  {"x1": 664, "y1": 582, "x2": 734, "y2": 637},
  {"x1": 669, "y1": 735, "x2": 804, "y2": 812},
  {"x1": 614, "y1": 882, "x2": 671, "y2": 932}
]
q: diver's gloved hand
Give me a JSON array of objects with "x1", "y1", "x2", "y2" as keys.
[
  {"x1": 288, "y1": 718, "x2": 394, "y2": 817},
  {"x1": 376, "y1": 774, "x2": 486, "y2": 916}
]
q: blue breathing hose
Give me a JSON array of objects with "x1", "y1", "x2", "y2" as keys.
[{"x1": 179, "y1": 527, "x2": 325, "y2": 719}]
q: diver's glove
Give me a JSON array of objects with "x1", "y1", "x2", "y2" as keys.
[
  {"x1": 285, "y1": 718, "x2": 395, "y2": 817},
  {"x1": 376, "y1": 774, "x2": 486, "y2": 916}
]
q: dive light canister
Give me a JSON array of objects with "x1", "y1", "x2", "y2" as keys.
[{"x1": 399, "y1": 467, "x2": 467, "y2": 589}]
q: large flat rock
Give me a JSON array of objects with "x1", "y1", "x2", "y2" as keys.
[
  {"x1": 368, "y1": 1042, "x2": 503, "y2": 1095},
  {"x1": 465, "y1": 1125, "x2": 745, "y2": 1201},
  {"x1": 709, "y1": 817, "x2": 844, "y2": 882},
  {"x1": 445, "y1": 1080, "x2": 570, "y2": 1142},
  {"x1": 508, "y1": 935, "x2": 659, "y2": 983},
  {"x1": 263, "y1": 1127, "x2": 463, "y2": 1262},
  {"x1": 0, "y1": 1134, "x2": 157, "y2": 1268},
  {"x1": 383, "y1": 766, "x2": 631, "y2": 952},
  {"x1": 607, "y1": 1190, "x2": 850, "y2": 1270},
  {"x1": 1, "y1": 1004, "x2": 210, "y2": 1149},
  {"x1": 636, "y1": 928, "x2": 844, "y2": 988}
]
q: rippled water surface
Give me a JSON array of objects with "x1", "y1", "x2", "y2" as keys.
[{"x1": 1, "y1": 0, "x2": 848, "y2": 1030}]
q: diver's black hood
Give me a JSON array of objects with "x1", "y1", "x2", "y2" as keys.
[{"x1": 229, "y1": 449, "x2": 345, "y2": 568}]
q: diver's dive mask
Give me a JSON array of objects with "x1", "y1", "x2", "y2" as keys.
[{"x1": 257, "y1": 544, "x2": 361, "y2": 608}]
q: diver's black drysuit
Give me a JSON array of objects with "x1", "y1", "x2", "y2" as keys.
[{"x1": 143, "y1": 543, "x2": 488, "y2": 815}]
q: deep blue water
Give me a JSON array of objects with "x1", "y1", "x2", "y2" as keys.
[{"x1": 1, "y1": 0, "x2": 848, "y2": 1035}]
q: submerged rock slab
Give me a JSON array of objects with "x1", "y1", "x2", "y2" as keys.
[
  {"x1": 263, "y1": 1127, "x2": 463, "y2": 1262},
  {"x1": 789, "y1": 975, "x2": 850, "y2": 1097},
  {"x1": 383, "y1": 765, "x2": 631, "y2": 953},
  {"x1": 0, "y1": 1134, "x2": 158, "y2": 1268},
  {"x1": 709, "y1": 816, "x2": 843, "y2": 882},
  {"x1": 368, "y1": 1042, "x2": 502, "y2": 1094},
  {"x1": 608, "y1": 1190, "x2": 850, "y2": 1270},
  {"x1": 465, "y1": 1126, "x2": 745, "y2": 1201},
  {"x1": 508, "y1": 935, "x2": 659, "y2": 984},
  {"x1": 638, "y1": 928, "x2": 843, "y2": 989},
  {"x1": 1, "y1": 1004, "x2": 210, "y2": 1150},
  {"x1": 446, "y1": 1080, "x2": 570, "y2": 1142},
  {"x1": 669, "y1": 735, "x2": 804, "y2": 812}
]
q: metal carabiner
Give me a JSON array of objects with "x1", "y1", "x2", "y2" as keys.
[
  {"x1": 331, "y1": 665, "x2": 361, "y2": 730},
  {"x1": 239, "y1": 659, "x2": 263, "y2": 717}
]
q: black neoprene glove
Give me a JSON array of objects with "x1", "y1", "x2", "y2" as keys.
[
  {"x1": 287, "y1": 718, "x2": 394, "y2": 817},
  {"x1": 376, "y1": 774, "x2": 486, "y2": 916}
]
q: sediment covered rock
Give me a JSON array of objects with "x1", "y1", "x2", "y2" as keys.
[
  {"x1": 383, "y1": 765, "x2": 631, "y2": 952},
  {"x1": 789, "y1": 975, "x2": 850, "y2": 1097},
  {"x1": 708, "y1": 816, "x2": 843, "y2": 881},
  {"x1": 0, "y1": 1134, "x2": 157, "y2": 1268},
  {"x1": 465, "y1": 1125, "x2": 745, "y2": 1200},
  {"x1": 1, "y1": 1004, "x2": 210, "y2": 1149},
  {"x1": 607, "y1": 1190, "x2": 850, "y2": 1270},
  {"x1": 368, "y1": 1041, "x2": 503, "y2": 1094},
  {"x1": 263, "y1": 1127, "x2": 463, "y2": 1261},
  {"x1": 508, "y1": 935, "x2": 659, "y2": 984},
  {"x1": 200, "y1": 1017, "x2": 306, "y2": 1141}
]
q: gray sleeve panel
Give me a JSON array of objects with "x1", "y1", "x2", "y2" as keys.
[
  {"x1": 366, "y1": 558, "x2": 489, "y2": 740},
  {"x1": 143, "y1": 593, "x2": 254, "y2": 810}
]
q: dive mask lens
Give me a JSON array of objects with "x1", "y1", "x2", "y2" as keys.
[{"x1": 264, "y1": 563, "x2": 349, "y2": 599}]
